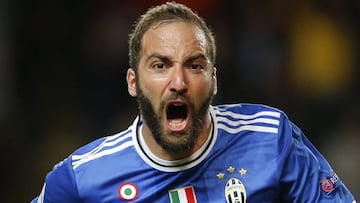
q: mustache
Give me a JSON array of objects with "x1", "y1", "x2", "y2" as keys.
[
  {"x1": 161, "y1": 92, "x2": 192, "y2": 106},
  {"x1": 159, "y1": 92, "x2": 193, "y2": 113},
  {"x1": 164, "y1": 91, "x2": 188, "y2": 101}
]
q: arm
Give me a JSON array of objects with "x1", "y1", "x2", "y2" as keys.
[
  {"x1": 278, "y1": 117, "x2": 356, "y2": 202},
  {"x1": 31, "y1": 156, "x2": 81, "y2": 203}
]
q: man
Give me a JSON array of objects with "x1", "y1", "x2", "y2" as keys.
[{"x1": 32, "y1": 2, "x2": 356, "y2": 202}]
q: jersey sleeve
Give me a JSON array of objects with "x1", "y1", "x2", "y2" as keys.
[
  {"x1": 277, "y1": 115, "x2": 356, "y2": 202},
  {"x1": 31, "y1": 156, "x2": 80, "y2": 203}
]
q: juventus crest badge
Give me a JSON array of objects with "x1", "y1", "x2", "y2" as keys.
[{"x1": 224, "y1": 178, "x2": 247, "y2": 203}]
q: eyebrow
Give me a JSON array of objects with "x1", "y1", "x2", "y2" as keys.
[
  {"x1": 145, "y1": 53, "x2": 207, "y2": 65},
  {"x1": 184, "y1": 53, "x2": 207, "y2": 64},
  {"x1": 146, "y1": 53, "x2": 172, "y2": 64}
]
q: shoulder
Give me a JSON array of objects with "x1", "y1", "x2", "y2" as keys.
[
  {"x1": 213, "y1": 103, "x2": 285, "y2": 116},
  {"x1": 212, "y1": 103, "x2": 289, "y2": 132},
  {"x1": 70, "y1": 125, "x2": 135, "y2": 170},
  {"x1": 211, "y1": 103, "x2": 297, "y2": 148},
  {"x1": 73, "y1": 127, "x2": 133, "y2": 156}
]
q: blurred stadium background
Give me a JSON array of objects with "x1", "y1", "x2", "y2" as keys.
[{"x1": 0, "y1": 0, "x2": 359, "y2": 202}]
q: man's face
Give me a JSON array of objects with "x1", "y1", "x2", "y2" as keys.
[{"x1": 128, "y1": 22, "x2": 217, "y2": 153}]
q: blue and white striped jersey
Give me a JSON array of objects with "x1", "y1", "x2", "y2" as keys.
[{"x1": 31, "y1": 103, "x2": 356, "y2": 203}]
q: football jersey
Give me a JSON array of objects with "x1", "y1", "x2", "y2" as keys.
[{"x1": 31, "y1": 103, "x2": 356, "y2": 203}]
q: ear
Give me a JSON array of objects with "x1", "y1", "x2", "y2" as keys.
[
  {"x1": 127, "y1": 68, "x2": 137, "y2": 97},
  {"x1": 212, "y1": 67, "x2": 218, "y2": 96}
]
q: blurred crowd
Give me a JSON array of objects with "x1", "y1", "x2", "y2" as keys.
[{"x1": 0, "y1": 0, "x2": 359, "y2": 202}]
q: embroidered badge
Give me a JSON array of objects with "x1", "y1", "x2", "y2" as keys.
[
  {"x1": 217, "y1": 165, "x2": 247, "y2": 203},
  {"x1": 118, "y1": 182, "x2": 139, "y2": 201},
  {"x1": 225, "y1": 178, "x2": 247, "y2": 203},
  {"x1": 168, "y1": 186, "x2": 197, "y2": 203},
  {"x1": 216, "y1": 166, "x2": 248, "y2": 180},
  {"x1": 320, "y1": 172, "x2": 340, "y2": 194}
]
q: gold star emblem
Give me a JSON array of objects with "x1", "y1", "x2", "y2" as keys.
[
  {"x1": 227, "y1": 166, "x2": 235, "y2": 173},
  {"x1": 239, "y1": 168, "x2": 247, "y2": 176},
  {"x1": 216, "y1": 172, "x2": 225, "y2": 179}
]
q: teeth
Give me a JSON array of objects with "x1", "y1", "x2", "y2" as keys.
[
  {"x1": 169, "y1": 119, "x2": 186, "y2": 128},
  {"x1": 173, "y1": 103, "x2": 183, "y2": 106}
]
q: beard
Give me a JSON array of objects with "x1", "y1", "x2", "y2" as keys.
[{"x1": 136, "y1": 84, "x2": 214, "y2": 154}]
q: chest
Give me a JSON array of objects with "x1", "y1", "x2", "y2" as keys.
[{"x1": 79, "y1": 150, "x2": 280, "y2": 202}]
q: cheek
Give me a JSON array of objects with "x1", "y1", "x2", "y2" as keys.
[
  {"x1": 140, "y1": 77, "x2": 167, "y2": 95},
  {"x1": 138, "y1": 76, "x2": 167, "y2": 106},
  {"x1": 192, "y1": 78, "x2": 213, "y2": 101}
]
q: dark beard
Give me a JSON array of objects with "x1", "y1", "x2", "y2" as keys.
[{"x1": 136, "y1": 85, "x2": 213, "y2": 154}]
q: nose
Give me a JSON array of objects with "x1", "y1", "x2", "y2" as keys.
[{"x1": 169, "y1": 66, "x2": 188, "y2": 94}]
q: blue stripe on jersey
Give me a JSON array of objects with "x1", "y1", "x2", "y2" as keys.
[
  {"x1": 71, "y1": 128, "x2": 133, "y2": 169},
  {"x1": 214, "y1": 105, "x2": 281, "y2": 134}
]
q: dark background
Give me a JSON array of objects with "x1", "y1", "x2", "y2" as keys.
[{"x1": 1, "y1": 0, "x2": 359, "y2": 202}]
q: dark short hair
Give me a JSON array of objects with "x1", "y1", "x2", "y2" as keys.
[{"x1": 128, "y1": 2, "x2": 216, "y2": 71}]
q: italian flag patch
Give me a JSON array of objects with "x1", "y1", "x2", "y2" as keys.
[{"x1": 169, "y1": 186, "x2": 197, "y2": 203}]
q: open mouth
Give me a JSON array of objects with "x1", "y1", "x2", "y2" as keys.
[{"x1": 166, "y1": 102, "x2": 189, "y2": 131}]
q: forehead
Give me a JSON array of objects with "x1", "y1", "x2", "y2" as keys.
[{"x1": 140, "y1": 21, "x2": 207, "y2": 57}]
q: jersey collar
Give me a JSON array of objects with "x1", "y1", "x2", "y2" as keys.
[{"x1": 133, "y1": 106, "x2": 218, "y2": 172}]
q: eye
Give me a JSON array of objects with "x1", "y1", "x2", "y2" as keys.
[
  {"x1": 190, "y1": 63, "x2": 202, "y2": 70},
  {"x1": 153, "y1": 63, "x2": 165, "y2": 69}
]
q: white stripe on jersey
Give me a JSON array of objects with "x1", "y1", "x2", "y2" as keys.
[
  {"x1": 72, "y1": 132, "x2": 133, "y2": 169},
  {"x1": 215, "y1": 109, "x2": 280, "y2": 134},
  {"x1": 72, "y1": 132, "x2": 132, "y2": 161},
  {"x1": 216, "y1": 110, "x2": 280, "y2": 120},
  {"x1": 217, "y1": 123, "x2": 278, "y2": 134},
  {"x1": 37, "y1": 183, "x2": 45, "y2": 203},
  {"x1": 217, "y1": 117, "x2": 279, "y2": 126},
  {"x1": 72, "y1": 141, "x2": 133, "y2": 169}
]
